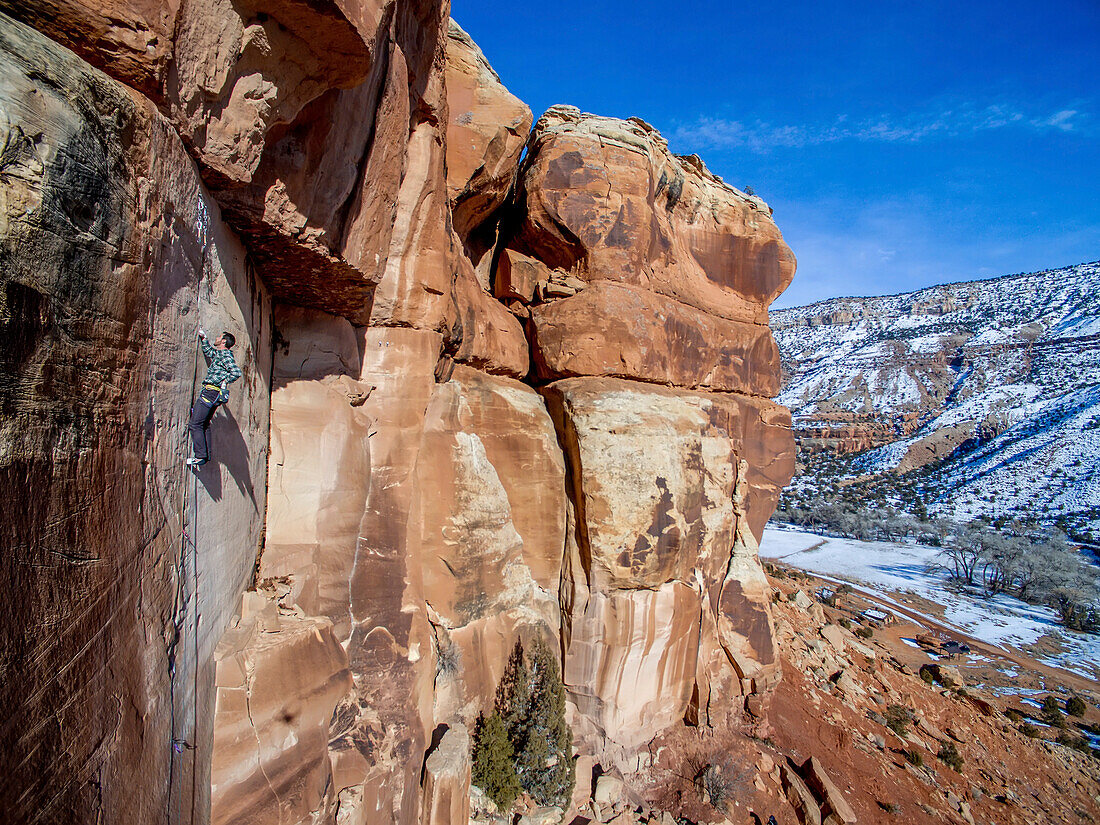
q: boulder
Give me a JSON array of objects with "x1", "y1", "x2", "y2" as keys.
[
  {"x1": 781, "y1": 763, "x2": 822, "y2": 825},
  {"x1": 920, "y1": 663, "x2": 964, "y2": 688},
  {"x1": 0, "y1": 16, "x2": 271, "y2": 823},
  {"x1": 420, "y1": 725, "x2": 472, "y2": 825},
  {"x1": 821, "y1": 624, "x2": 847, "y2": 652},
  {"x1": 445, "y1": 19, "x2": 532, "y2": 241},
  {"x1": 833, "y1": 670, "x2": 863, "y2": 698},
  {"x1": 210, "y1": 598, "x2": 353, "y2": 825},
  {"x1": 594, "y1": 774, "x2": 626, "y2": 807},
  {"x1": 512, "y1": 106, "x2": 795, "y2": 325},
  {"x1": 801, "y1": 757, "x2": 857, "y2": 825},
  {"x1": 518, "y1": 808, "x2": 566, "y2": 825},
  {"x1": 494, "y1": 248, "x2": 552, "y2": 303},
  {"x1": 792, "y1": 590, "x2": 814, "y2": 610}
]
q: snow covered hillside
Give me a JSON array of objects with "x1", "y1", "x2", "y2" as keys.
[{"x1": 771, "y1": 261, "x2": 1100, "y2": 541}]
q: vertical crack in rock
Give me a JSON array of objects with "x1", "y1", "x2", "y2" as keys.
[{"x1": 243, "y1": 662, "x2": 285, "y2": 824}]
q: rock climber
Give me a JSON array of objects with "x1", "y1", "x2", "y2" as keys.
[{"x1": 186, "y1": 329, "x2": 242, "y2": 467}]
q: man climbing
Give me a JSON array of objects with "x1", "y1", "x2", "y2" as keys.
[{"x1": 186, "y1": 329, "x2": 242, "y2": 467}]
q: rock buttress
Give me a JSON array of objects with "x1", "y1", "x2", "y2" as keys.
[
  {"x1": 2, "y1": 2, "x2": 798, "y2": 820},
  {"x1": 503, "y1": 107, "x2": 797, "y2": 767}
]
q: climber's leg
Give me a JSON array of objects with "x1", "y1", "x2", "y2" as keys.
[{"x1": 188, "y1": 386, "x2": 220, "y2": 464}]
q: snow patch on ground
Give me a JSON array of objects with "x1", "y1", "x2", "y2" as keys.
[{"x1": 761, "y1": 525, "x2": 1100, "y2": 679}]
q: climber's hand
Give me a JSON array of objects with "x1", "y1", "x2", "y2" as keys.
[{"x1": 198, "y1": 328, "x2": 206, "y2": 340}]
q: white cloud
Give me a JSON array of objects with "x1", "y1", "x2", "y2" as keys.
[
  {"x1": 672, "y1": 102, "x2": 1089, "y2": 153},
  {"x1": 1042, "y1": 110, "x2": 1078, "y2": 131}
]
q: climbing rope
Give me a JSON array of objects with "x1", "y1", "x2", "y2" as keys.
[
  {"x1": 166, "y1": 327, "x2": 202, "y2": 825},
  {"x1": 166, "y1": 196, "x2": 212, "y2": 825}
]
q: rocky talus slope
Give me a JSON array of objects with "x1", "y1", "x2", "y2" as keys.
[
  {"x1": 772, "y1": 262, "x2": 1100, "y2": 538},
  {"x1": 0, "y1": 5, "x2": 796, "y2": 824},
  {"x1": 545, "y1": 569, "x2": 1100, "y2": 825}
]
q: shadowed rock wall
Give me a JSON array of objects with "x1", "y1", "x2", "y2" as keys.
[{"x1": 0, "y1": 13, "x2": 271, "y2": 824}]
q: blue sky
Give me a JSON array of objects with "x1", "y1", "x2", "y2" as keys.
[{"x1": 452, "y1": 0, "x2": 1100, "y2": 307}]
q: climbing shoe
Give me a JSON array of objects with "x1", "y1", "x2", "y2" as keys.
[{"x1": 186, "y1": 457, "x2": 207, "y2": 467}]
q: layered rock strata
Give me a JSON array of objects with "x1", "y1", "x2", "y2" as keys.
[{"x1": 1, "y1": 5, "x2": 797, "y2": 825}]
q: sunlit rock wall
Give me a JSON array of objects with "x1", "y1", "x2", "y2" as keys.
[{"x1": 503, "y1": 107, "x2": 796, "y2": 762}]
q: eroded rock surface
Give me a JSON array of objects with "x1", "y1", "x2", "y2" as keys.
[
  {"x1": 3, "y1": 6, "x2": 798, "y2": 824},
  {"x1": 262, "y1": 306, "x2": 374, "y2": 632},
  {"x1": 417, "y1": 365, "x2": 566, "y2": 721},
  {"x1": 209, "y1": 0, "x2": 456, "y2": 326},
  {"x1": 444, "y1": 19, "x2": 532, "y2": 243},
  {"x1": 530, "y1": 280, "x2": 781, "y2": 394},
  {"x1": 544, "y1": 378, "x2": 792, "y2": 754},
  {"x1": 511, "y1": 106, "x2": 795, "y2": 324},
  {"x1": 210, "y1": 593, "x2": 353, "y2": 825},
  {"x1": 420, "y1": 724, "x2": 472, "y2": 825},
  {"x1": 0, "y1": 0, "x2": 375, "y2": 178}
]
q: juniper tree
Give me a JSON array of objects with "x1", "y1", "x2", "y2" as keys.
[
  {"x1": 471, "y1": 712, "x2": 521, "y2": 810},
  {"x1": 516, "y1": 638, "x2": 575, "y2": 806},
  {"x1": 491, "y1": 638, "x2": 576, "y2": 807}
]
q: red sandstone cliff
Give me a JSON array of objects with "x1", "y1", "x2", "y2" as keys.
[{"x1": 0, "y1": 4, "x2": 795, "y2": 824}]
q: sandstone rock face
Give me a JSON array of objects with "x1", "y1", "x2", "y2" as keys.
[
  {"x1": 262, "y1": 323, "x2": 563, "y2": 821},
  {"x1": 530, "y1": 280, "x2": 781, "y2": 394},
  {"x1": 0, "y1": 15, "x2": 271, "y2": 824},
  {"x1": 168, "y1": 0, "x2": 373, "y2": 185},
  {"x1": 204, "y1": 0, "x2": 458, "y2": 328},
  {"x1": 0, "y1": 0, "x2": 180, "y2": 97},
  {"x1": 210, "y1": 594, "x2": 353, "y2": 825},
  {"x1": 261, "y1": 306, "x2": 374, "y2": 634},
  {"x1": 325, "y1": 326, "x2": 442, "y2": 825},
  {"x1": 4, "y1": 0, "x2": 462, "y2": 330},
  {"x1": 417, "y1": 365, "x2": 566, "y2": 721},
  {"x1": 4, "y1": 5, "x2": 799, "y2": 823},
  {"x1": 0, "y1": 0, "x2": 374, "y2": 177},
  {"x1": 512, "y1": 106, "x2": 795, "y2": 324},
  {"x1": 444, "y1": 237, "x2": 530, "y2": 377},
  {"x1": 208, "y1": 0, "x2": 464, "y2": 330},
  {"x1": 445, "y1": 19, "x2": 532, "y2": 242},
  {"x1": 544, "y1": 378, "x2": 793, "y2": 753}
]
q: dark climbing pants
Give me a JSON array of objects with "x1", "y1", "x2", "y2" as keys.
[{"x1": 188, "y1": 385, "x2": 222, "y2": 462}]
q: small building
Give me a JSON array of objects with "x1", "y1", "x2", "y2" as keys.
[
  {"x1": 861, "y1": 608, "x2": 896, "y2": 626},
  {"x1": 942, "y1": 640, "x2": 971, "y2": 656}
]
